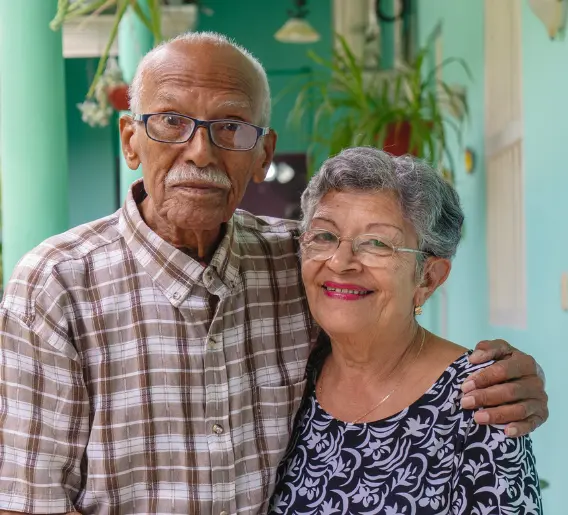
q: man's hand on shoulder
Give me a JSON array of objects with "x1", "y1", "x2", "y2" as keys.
[{"x1": 460, "y1": 339, "x2": 548, "y2": 437}]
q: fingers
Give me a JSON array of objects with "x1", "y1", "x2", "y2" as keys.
[
  {"x1": 461, "y1": 375, "x2": 544, "y2": 409},
  {"x1": 471, "y1": 399, "x2": 542, "y2": 426},
  {"x1": 461, "y1": 372, "x2": 549, "y2": 439},
  {"x1": 473, "y1": 401, "x2": 546, "y2": 437},
  {"x1": 463, "y1": 352, "x2": 539, "y2": 391},
  {"x1": 469, "y1": 339, "x2": 514, "y2": 363},
  {"x1": 504, "y1": 415, "x2": 546, "y2": 438}
]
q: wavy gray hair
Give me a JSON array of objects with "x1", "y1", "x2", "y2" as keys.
[
  {"x1": 129, "y1": 31, "x2": 271, "y2": 126},
  {"x1": 300, "y1": 147, "x2": 464, "y2": 261}
]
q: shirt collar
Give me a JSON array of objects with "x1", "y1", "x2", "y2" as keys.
[{"x1": 118, "y1": 180, "x2": 241, "y2": 306}]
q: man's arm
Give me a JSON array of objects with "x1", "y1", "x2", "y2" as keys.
[
  {"x1": 0, "y1": 310, "x2": 89, "y2": 513},
  {"x1": 460, "y1": 339, "x2": 548, "y2": 437}
]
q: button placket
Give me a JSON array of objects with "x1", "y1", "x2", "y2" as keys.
[{"x1": 204, "y1": 293, "x2": 235, "y2": 513}]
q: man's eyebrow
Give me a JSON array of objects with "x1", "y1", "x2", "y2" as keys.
[
  {"x1": 155, "y1": 91, "x2": 178, "y2": 104},
  {"x1": 216, "y1": 99, "x2": 252, "y2": 111}
]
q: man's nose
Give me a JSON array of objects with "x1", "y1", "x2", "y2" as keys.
[{"x1": 181, "y1": 125, "x2": 217, "y2": 167}]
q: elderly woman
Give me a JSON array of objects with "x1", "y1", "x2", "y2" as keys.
[{"x1": 269, "y1": 148, "x2": 541, "y2": 514}]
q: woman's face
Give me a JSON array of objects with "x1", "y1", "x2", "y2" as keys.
[{"x1": 301, "y1": 190, "x2": 447, "y2": 338}]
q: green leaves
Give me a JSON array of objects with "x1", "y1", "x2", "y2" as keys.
[
  {"x1": 50, "y1": 0, "x2": 165, "y2": 101},
  {"x1": 287, "y1": 33, "x2": 471, "y2": 179}
]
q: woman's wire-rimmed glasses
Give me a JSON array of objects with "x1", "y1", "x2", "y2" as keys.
[
  {"x1": 299, "y1": 229, "x2": 429, "y2": 267},
  {"x1": 132, "y1": 112, "x2": 269, "y2": 151}
]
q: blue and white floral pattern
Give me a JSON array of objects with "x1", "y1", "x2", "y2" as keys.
[{"x1": 269, "y1": 353, "x2": 541, "y2": 514}]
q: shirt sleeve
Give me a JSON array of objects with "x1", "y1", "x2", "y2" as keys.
[
  {"x1": 0, "y1": 309, "x2": 90, "y2": 514},
  {"x1": 452, "y1": 419, "x2": 542, "y2": 514}
]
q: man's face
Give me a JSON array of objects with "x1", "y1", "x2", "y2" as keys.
[{"x1": 120, "y1": 43, "x2": 276, "y2": 232}]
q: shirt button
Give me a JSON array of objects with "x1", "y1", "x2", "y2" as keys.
[
  {"x1": 208, "y1": 337, "x2": 216, "y2": 349},
  {"x1": 172, "y1": 292, "x2": 180, "y2": 300},
  {"x1": 212, "y1": 424, "x2": 224, "y2": 435}
]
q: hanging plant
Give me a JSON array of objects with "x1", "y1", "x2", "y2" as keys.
[
  {"x1": 77, "y1": 58, "x2": 128, "y2": 127},
  {"x1": 51, "y1": 0, "x2": 208, "y2": 126}
]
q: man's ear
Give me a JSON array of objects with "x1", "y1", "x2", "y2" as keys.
[
  {"x1": 252, "y1": 129, "x2": 278, "y2": 184},
  {"x1": 414, "y1": 257, "x2": 452, "y2": 307},
  {"x1": 119, "y1": 115, "x2": 142, "y2": 170}
]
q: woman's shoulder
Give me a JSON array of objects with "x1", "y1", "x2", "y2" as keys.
[
  {"x1": 443, "y1": 349, "x2": 494, "y2": 383},
  {"x1": 407, "y1": 342, "x2": 495, "y2": 425},
  {"x1": 423, "y1": 336, "x2": 494, "y2": 394}
]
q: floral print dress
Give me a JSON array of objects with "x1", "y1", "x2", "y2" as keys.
[{"x1": 269, "y1": 352, "x2": 542, "y2": 515}]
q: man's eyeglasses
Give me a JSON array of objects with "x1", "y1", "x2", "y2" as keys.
[
  {"x1": 132, "y1": 113, "x2": 269, "y2": 151},
  {"x1": 299, "y1": 229, "x2": 429, "y2": 267}
]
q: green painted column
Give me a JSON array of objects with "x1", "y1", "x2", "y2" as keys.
[
  {"x1": 118, "y1": 0, "x2": 154, "y2": 202},
  {"x1": 0, "y1": 0, "x2": 69, "y2": 285},
  {"x1": 379, "y1": 0, "x2": 396, "y2": 69}
]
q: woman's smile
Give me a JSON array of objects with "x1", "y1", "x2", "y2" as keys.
[{"x1": 321, "y1": 281, "x2": 374, "y2": 301}]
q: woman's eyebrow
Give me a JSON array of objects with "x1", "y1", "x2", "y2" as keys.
[
  {"x1": 311, "y1": 216, "x2": 338, "y2": 228},
  {"x1": 365, "y1": 222, "x2": 403, "y2": 233}
]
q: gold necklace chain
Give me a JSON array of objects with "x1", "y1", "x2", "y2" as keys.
[{"x1": 318, "y1": 327, "x2": 427, "y2": 424}]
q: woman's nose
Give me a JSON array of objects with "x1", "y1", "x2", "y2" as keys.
[{"x1": 326, "y1": 240, "x2": 362, "y2": 273}]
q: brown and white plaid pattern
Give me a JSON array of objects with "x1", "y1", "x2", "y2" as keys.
[{"x1": 0, "y1": 180, "x2": 315, "y2": 515}]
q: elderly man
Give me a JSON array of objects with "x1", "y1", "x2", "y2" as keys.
[{"x1": 0, "y1": 32, "x2": 547, "y2": 515}]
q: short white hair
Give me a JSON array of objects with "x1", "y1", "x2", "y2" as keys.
[{"x1": 129, "y1": 31, "x2": 271, "y2": 126}]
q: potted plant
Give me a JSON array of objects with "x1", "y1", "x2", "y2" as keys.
[
  {"x1": 286, "y1": 33, "x2": 471, "y2": 180},
  {"x1": 50, "y1": 0, "x2": 206, "y2": 125}
]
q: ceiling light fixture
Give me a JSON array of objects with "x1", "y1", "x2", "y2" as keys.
[{"x1": 275, "y1": 0, "x2": 320, "y2": 44}]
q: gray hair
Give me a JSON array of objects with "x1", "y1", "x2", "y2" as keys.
[
  {"x1": 129, "y1": 31, "x2": 271, "y2": 126},
  {"x1": 301, "y1": 147, "x2": 464, "y2": 261}
]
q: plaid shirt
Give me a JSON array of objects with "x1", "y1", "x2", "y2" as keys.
[{"x1": 0, "y1": 181, "x2": 314, "y2": 515}]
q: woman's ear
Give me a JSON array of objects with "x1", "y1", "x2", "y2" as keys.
[{"x1": 414, "y1": 257, "x2": 452, "y2": 307}]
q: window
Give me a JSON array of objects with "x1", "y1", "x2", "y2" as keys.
[{"x1": 484, "y1": 0, "x2": 526, "y2": 327}]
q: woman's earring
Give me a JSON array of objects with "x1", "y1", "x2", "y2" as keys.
[{"x1": 414, "y1": 305, "x2": 423, "y2": 316}]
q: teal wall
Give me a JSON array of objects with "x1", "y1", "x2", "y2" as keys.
[
  {"x1": 65, "y1": 58, "x2": 118, "y2": 226},
  {"x1": 63, "y1": 2, "x2": 334, "y2": 227},
  {"x1": 198, "y1": 0, "x2": 333, "y2": 153},
  {"x1": 417, "y1": 1, "x2": 489, "y2": 345},
  {"x1": 418, "y1": 2, "x2": 568, "y2": 512}
]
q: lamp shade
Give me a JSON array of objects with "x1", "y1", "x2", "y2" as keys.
[
  {"x1": 528, "y1": 0, "x2": 566, "y2": 38},
  {"x1": 274, "y1": 18, "x2": 320, "y2": 43}
]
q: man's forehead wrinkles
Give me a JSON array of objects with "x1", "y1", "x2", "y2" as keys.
[
  {"x1": 149, "y1": 75, "x2": 256, "y2": 103},
  {"x1": 151, "y1": 85, "x2": 254, "y2": 108}
]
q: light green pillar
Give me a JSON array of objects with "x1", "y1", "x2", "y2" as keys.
[
  {"x1": 118, "y1": 0, "x2": 154, "y2": 203},
  {"x1": 0, "y1": 0, "x2": 69, "y2": 285},
  {"x1": 379, "y1": 0, "x2": 396, "y2": 69}
]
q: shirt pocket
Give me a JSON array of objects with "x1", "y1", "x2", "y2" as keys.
[{"x1": 255, "y1": 379, "x2": 307, "y2": 490}]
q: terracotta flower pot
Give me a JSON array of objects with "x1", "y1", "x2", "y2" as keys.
[
  {"x1": 383, "y1": 121, "x2": 415, "y2": 156},
  {"x1": 107, "y1": 83, "x2": 130, "y2": 111},
  {"x1": 383, "y1": 121, "x2": 433, "y2": 157}
]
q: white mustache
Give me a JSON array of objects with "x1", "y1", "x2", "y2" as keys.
[{"x1": 165, "y1": 166, "x2": 231, "y2": 188}]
